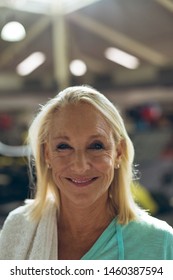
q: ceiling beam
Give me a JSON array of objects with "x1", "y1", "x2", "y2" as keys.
[
  {"x1": 51, "y1": 8, "x2": 70, "y2": 89},
  {"x1": 154, "y1": 0, "x2": 173, "y2": 13},
  {"x1": 69, "y1": 13, "x2": 168, "y2": 66},
  {"x1": 0, "y1": 16, "x2": 50, "y2": 69}
]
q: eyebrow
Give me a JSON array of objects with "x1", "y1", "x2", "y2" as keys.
[
  {"x1": 53, "y1": 134, "x2": 107, "y2": 141},
  {"x1": 53, "y1": 136, "x2": 70, "y2": 140}
]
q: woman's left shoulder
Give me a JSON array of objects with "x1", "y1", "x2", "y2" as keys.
[
  {"x1": 132, "y1": 213, "x2": 173, "y2": 236},
  {"x1": 122, "y1": 214, "x2": 173, "y2": 259}
]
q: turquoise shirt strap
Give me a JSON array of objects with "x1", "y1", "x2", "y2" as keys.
[{"x1": 116, "y1": 224, "x2": 124, "y2": 260}]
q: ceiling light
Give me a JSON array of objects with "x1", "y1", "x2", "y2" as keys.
[
  {"x1": 1, "y1": 21, "x2": 26, "y2": 42},
  {"x1": 104, "y1": 47, "x2": 140, "y2": 69},
  {"x1": 16, "y1": 52, "x2": 46, "y2": 76},
  {"x1": 69, "y1": 60, "x2": 87, "y2": 76}
]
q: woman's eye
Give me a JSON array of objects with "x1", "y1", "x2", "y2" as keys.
[
  {"x1": 56, "y1": 143, "x2": 72, "y2": 150},
  {"x1": 89, "y1": 142, "x2": 104, "y2": 150}
]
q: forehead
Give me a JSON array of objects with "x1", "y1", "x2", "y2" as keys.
[{"x1": 49, "y1": 102, "x2": 112, "y2": 137}]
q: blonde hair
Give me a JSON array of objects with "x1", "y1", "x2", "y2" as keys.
[{"x1": 28, "y1": 85, "x2": 140, "y2": 224}]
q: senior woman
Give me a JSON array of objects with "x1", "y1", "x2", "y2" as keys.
[{"x1": 0, "y1": 85, "x2": 173, "y2": 260}]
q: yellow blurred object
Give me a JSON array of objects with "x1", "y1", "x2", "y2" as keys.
[{"x1": 131, "y1": 182, "x2": 159, "y2": 215}]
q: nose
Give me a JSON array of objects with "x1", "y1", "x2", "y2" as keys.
[{"x1": 70, "y1": 150, "x2": 90, "y2": 173}]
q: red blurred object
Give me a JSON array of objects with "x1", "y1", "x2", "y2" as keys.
[
  {"x1": 140, "y1": 104, "x2": 162, "y2": 123},
  {"x1": 0, "y1": 114, "x2": 13, "y2": 130}
]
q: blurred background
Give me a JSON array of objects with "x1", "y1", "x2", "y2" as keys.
[{"x1": 0, "y1": 0, "x2": 173, "y2": 228}]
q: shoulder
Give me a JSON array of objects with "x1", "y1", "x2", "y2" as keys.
[
  {"x1": 0, "y1": 198, "x2": 56, "y2": 259},
  {"x1": 0, "y1": 200, "x2": 37, "y2": 241},
  {"x1": 7, "y1": 199, "x2": 34, "y2": 217},
  {"x1": 128, "y1": 213, "x2": 173, "y2": 236},
  {"x1": 122, "y1": 212, "x2": 173, "y2": 246},
  {"x1": 0, "y1": 200, "x2": 37, "y2": 259},
  {"x1": 1, "y1": 198, "x2": 56, "y2": 230},
  {"x1": 2, "y1": 200, "x2": 35, "y2": 227},
  {"x1": 122, "y1": 214, "x2": 173, "y2": 259},
  {"x1": 138, "y1": 213, "x2": 173, "y2": 232}
]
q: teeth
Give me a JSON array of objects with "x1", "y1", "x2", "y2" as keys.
[{"x1": 71, "y1": 178, "x2": 92, "y2": 184}]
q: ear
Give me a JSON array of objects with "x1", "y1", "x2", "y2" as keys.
[
  {"x1": 115, "y1": 139, "x2": 124, "y2": 161},
  {"x1": 114, "y1": 140, "x2": 124, "y2": 169}
]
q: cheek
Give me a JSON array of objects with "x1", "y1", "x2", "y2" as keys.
[
  {"x1": 94, "y1": 154, "x2": 115, "y2": 191},
  {"x1": 94, "y1": 153, "x2": 115, "y2": 174},
  {"x1": 51, "y1": 155, "x2": 69, "y2": 170},
  {"x1": 50, "y1": 157, "x2": 69, "y2": 184}
]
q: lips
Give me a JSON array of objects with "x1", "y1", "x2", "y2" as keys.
[{"x1": 67, "y1": 177, "x2": 98, "y2": 187}]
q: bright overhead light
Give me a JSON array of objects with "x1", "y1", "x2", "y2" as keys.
[
  {"x1": 1, "y1": 21, "x2": 26, "y2": 42},
  {"x1": 16, "y1": 52, "x2": 46, "y2": 76},
  {"x1": 5, "y1": 0, "x2": 102, "y2": 14},
  {"x1": 104, "y1": 47, "x2": 140, "y2": 69},
  {"x1": 69, "y1": 59, "x2": 87, "y2": 76}
]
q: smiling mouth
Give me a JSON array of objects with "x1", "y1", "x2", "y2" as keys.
[{"x1": 67, "y1": 177, "x2": 98, "y2": 187}]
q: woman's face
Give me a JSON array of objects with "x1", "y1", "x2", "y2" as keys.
[{"x1": 45, "y1": 102, "x2": 122, "y2": 209}]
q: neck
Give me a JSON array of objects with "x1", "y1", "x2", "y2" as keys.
[{"x1": 58, "y1": 195, "x2": 114, "y2": 237}]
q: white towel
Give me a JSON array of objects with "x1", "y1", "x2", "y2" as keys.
[{"x1": 0, "y1": 199, "x2": 58, "y2": 259}]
